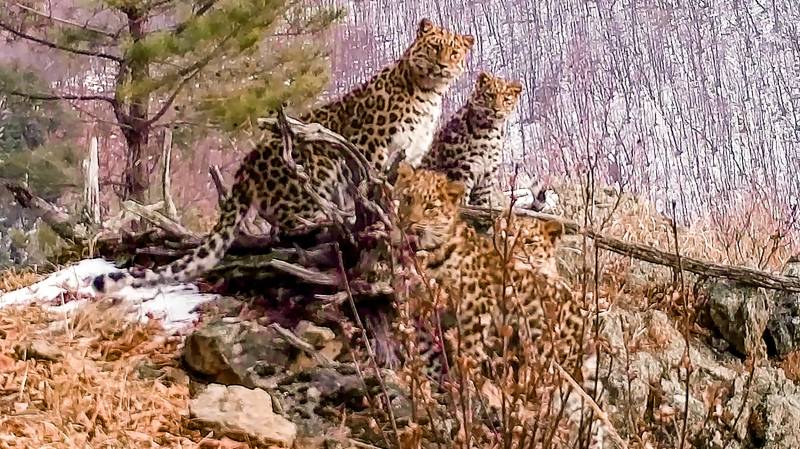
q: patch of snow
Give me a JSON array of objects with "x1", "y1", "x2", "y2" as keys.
[{"x1": 0, "y1": 258, "x2": 219, "y2": 334}]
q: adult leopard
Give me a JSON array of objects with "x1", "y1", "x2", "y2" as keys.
[{"x1": 91, "y1": 18, "x2": 474, "y2": 294}]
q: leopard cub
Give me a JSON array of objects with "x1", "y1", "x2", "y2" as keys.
[
  {"x1": 393, "y1": 162, "x2": 586, "y2": 372},
  {"x1": 418, "y1": 72, "x2": 522, "y2": 209}
]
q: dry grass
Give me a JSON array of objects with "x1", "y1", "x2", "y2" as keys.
[
  {"x1": 552, "y1": 179, "x2": 797, "y2": 271},
  {"x1": 0, "y1": 268, "x2": 43, "y2": 293},
  {"x1": 0, "y1": 300, "x2": 250, "y2": 449}
]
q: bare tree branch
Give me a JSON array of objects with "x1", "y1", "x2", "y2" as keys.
[
  {"x1": 0, "y1": 20, "x2": 122, "y2": 62},
  {"x1": 145, "y1": 67, "x2": 200, "y2": 126},
  {"x1": 13, "y1": 3, "x2": 116, "y2": 38},
  {"x1": 7, "y1": 90, "x2": 116, "y2": 104},
  {"x1": 3, "y1": 182, "x2": 85, "y2": 243}
]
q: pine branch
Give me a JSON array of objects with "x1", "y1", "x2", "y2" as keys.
[
  {"x1": 144, "y1": 24, "x2": 240, "y2": 126},
  {"x1": 173, "y1": 0, "x2": 219, "y2": 35},
  {"x1": 7, "y1": 90, "x2": 116, "y2": 104},
  {"x1": 0, "y1": 20, "x2": 122, "y2": 62},
  {"x1": 145, "y1": 68, "x2": 200, "y2": 126}
]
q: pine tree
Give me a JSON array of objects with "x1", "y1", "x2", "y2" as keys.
[
  {"x1": 0, "y1": 68, "x2": 81, "y2": 200},
  {"x1": 0, "y1": 0, "x2": 343, "y2": 204}
]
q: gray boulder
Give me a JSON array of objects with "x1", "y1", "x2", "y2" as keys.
[{"x1": 764, "y1": 258, "x2": 800, "y2": 358}]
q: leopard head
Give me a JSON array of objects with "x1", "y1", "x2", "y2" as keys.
[
  {"x1": 470, "y1": 72, "x2": 523, "y2": 120},
  {"x1": 494, "y1": 215, "x2": 564, "y2": 277},
  {"x1": 403, "y1": 18, "x2": 475, "y2": 92},
  {"x1": 394, "y1": 162, "x2": 465, "y2": 250}
]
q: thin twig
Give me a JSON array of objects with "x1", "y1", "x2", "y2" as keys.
[
  {"x1": 670, "y1": 200, "x2": 692, "y2": 449},
  {"x1": 334, "y1": 242, "x2": 402, "y2": 448},
  {"x1": 554, "y1": 361, "x2": 629, "y2": 449}
]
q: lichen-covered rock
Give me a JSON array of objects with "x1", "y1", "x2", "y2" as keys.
[
  {"x1": 189, "y1": 383, "x2": 297, "y2": 447},
  {"x1": 764, "y1": 258, "x2": 800, "y2": 358},
  {"x1": 294, "y1": 320, "x2": 336, "y2": 347},
  {"x1": 707, "y1": 280, "x2": 771, "y2": 357},
  {"x1": 182, "y1": 319, "x2": 293, "y2": 387}
]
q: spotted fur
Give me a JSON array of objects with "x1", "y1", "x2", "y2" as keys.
[
  {"x1": 393, "y1": 163, "x2": 605, "y2": 445},
  {"x1": 91, "y1": 19, "x2": 474, "y2": 294},
  {"x1": 490, "y1": 213, "x2": 564, "y2": 277},
  {"x1": 393, "y1": 162, "x2": 585, "y2": 371},
  {"x1": 418, "y1": 72, "x2": 522, "y2": 208}
]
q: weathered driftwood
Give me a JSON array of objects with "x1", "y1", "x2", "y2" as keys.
[
  {"x1": 121, "y1": 199, "x2": 197, "y2": 240},
  {"x1": 160, "y1": 127, "x2": 179, "y2": 221}
]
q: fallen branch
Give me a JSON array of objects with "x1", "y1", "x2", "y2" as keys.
[
  {"x1": 269, "y1": 323, "x2": 337, "y2": 367},
  {"x1": 3, "y1": 182, "x2": 85, "y2": 242},
  {"x1": 268, "y1": 259, "x2": 339, "y2": 286},
  {"x1": 121, "y1": 200, "x2": 197, "y2": 240},
  {"x1": 208, "y1": 164, "x2": 228, "y2": 205},
  {"x1": 591, "y1": 234, "x2": 800, "y2": 292},
  {"x1": 461, "y1": 206, "x2": 800, "y2": 292}
]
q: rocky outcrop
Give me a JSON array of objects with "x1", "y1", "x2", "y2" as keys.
[
  {"x1": 182, "y1": 317, "x2": 419, "y2": 447},
  {"x1": 707, "y1": 280, "x2": 771, "y2": 357},
  {"x1": 765, "y1": 258, "x2": 800, "y2": 358},
  {"x1": 178, "y1": 255, "x2": 800, "y2": 449},
  {"x1": 189, "y1": 383, "x2": 297, "y2": 447},
  {"x1": 599, "y1": 307, "x2": 800, "y2": 449},
  {"x1": 182, "y1": 318, "x2": 295, "y2": 388}
]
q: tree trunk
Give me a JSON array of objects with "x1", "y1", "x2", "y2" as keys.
[
  {"x1": 118, "y1": 6, "x2": 152, "y2": 206},
  {"x1": 82, "y1": 135, "x2": 101, "y2": 224},
  {"x1": 122, "y1": 125, "x2": 150, "y2": 204}
]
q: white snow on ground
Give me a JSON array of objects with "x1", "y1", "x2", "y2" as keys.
[{"x1": 0, "y1": 258, "x2": 219, "y2": 333}]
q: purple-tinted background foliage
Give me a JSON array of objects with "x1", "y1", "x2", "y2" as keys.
[{"x1": 323, "y1": 0, "x2": 800, "y2": 228}]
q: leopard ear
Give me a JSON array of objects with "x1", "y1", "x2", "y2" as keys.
[
  {"x1": 445, "y1": 181, "x2": 466, "y2": 203},
  {"x1": 477, "y1": 72, "x2": 493, "y2": 88},
  {"x1": 396, "y1": 162, "x2": 414, "y2": 180},
  {"x1": 417, "y1": 18, "x2": 434, "y2": 36},
  {"x1": 540, "y1": 220, "x2": 564, "y2": 244},
  {"x1": 508, "y1": 80, "x2": 523, "y2": 96},
  {"x1": 462, "y1": 34, "x2": 475, "y2": 47}
]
